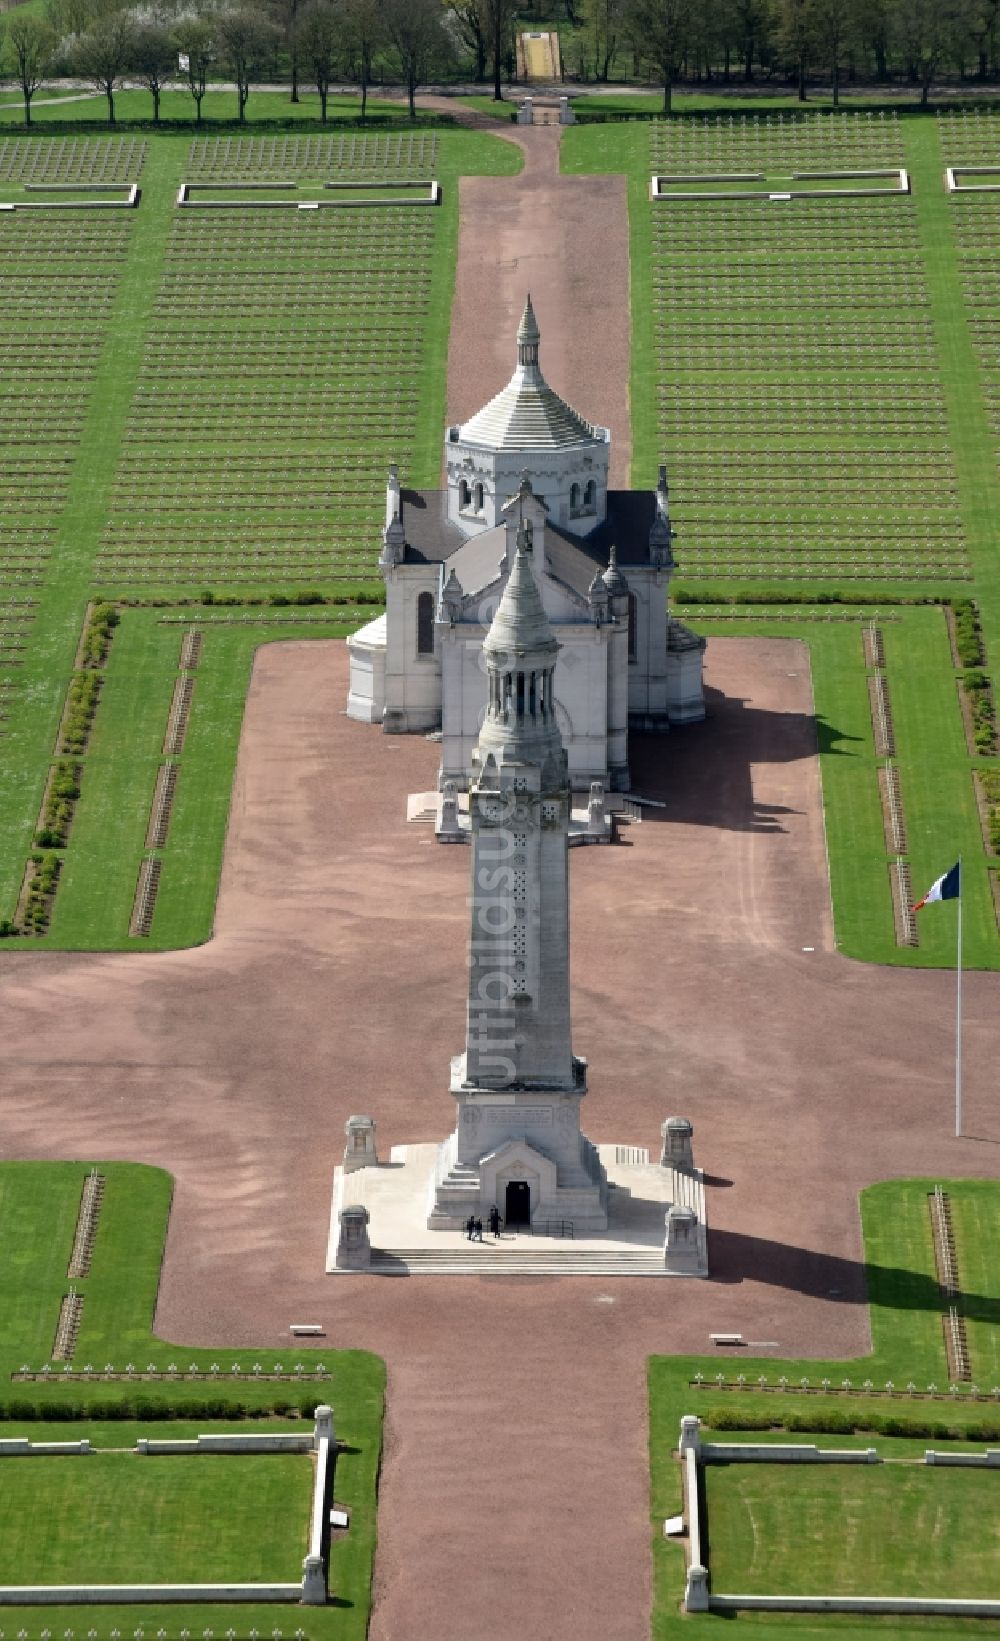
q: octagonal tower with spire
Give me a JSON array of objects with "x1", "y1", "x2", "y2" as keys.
[
  {"x1": 428, "y1": 525, "x2": 609, "y2": 1233},
  {"x1": 444, "y1": 295, "x2": 611, "y2": 538}
]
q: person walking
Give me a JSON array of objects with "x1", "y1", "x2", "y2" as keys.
[
  {"x1": 489, "y1": 1205, "x2": 501, "y2": 1238},
  {"x1": 465, "y1": 1214, "x2": 475, "y2": 1241},
  {"x1": 474, "y1": 1217, "x2": 484, "y2": 1242}
]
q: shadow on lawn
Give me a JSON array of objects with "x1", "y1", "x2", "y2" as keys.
[
  {"x1": 706, "y1": 1226, "x2": 999, "y2": 1325},
  {"x1": 628, "y1": 685, "x2": 858, "y2": 835}
]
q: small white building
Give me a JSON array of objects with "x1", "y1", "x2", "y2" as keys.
[{"x1": 347, "y1": 296, "x2": 705, "y2": 791}]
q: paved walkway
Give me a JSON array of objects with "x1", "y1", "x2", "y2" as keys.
[
  {"x1": 438, "y1": 116, "x2": 633, "y2": 487},
  {"x1": 2, "y1": 640, "x2": 997, "y2": 1641}
]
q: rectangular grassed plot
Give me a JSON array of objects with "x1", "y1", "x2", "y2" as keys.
[
  {"x1": 0, "y1": 1453, "x2": 312, "y2": 1584},
  {"x1": 705, "y1": 1462, "x2": 1000, "y2": 1597}
]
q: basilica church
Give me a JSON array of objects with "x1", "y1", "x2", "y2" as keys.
[{"x1": 346, "y1": 296, "x2": 706, "y2": 792}]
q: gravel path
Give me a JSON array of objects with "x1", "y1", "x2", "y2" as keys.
[{"x1": 1, "y1": 638, "x2": 997, "y2": 1640}]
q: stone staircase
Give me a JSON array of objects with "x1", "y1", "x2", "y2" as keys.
[{"x1": 367, "y1": 1243, "x2": 670, "y2": 1277}]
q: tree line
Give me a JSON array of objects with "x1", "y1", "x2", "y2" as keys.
[
  {"x1": 573, "y1": 0, "x2": 998, "y2": 109},
  {"x1": 0, "y1": 0, "x2": 998, "y2": 127},
  {"x1": 0, "y1": 0, "x2": 499, "y2": 126}
]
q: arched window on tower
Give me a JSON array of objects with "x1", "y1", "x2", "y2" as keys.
[
  {"x1": 628, "y1": 593, "x2": 638, "y2": 663},
  {"x1": 584, "y1": 479, "x2": 597, "y2": 510},
  {"x1": 459, "y1": 479, "x2": 471, "y2": 511},
  {"x1": 474, "y1": 482, "x2": 484, "y2": 512},
  {"x1": 417, "y1": 590, "x2": 435, "y2": 656},
  {"x1": 569, "y1": 482, "x2": 581, "y2": 514}
]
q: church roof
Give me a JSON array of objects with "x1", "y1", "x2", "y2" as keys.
[
  {"x1": 457, "y1": 296, "x2": 606, "y2": 454},
  {"x1": 399, "y1": 489, "x2": 661, "y2": 572}
]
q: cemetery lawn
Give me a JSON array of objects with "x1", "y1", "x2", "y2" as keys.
[
  {"x1": 649, "y1": 1177, "x2": 1000, "y2": 1634},
  {"x1": 0, "y1": 1451, "x2": 311, "y2": 1583},
  {"x1": 564, "y1": 109, "x2": 1000, "y2": 969},
  {"x1": 705, "y1": 1460, "x2": 1000, "y2": 1597},
  {"x1": 0, "y1": 123, "x2": 519, "y2": 951},
  {"x1": 0, "y1": 1161, "x2": 384, "y2": 1639}
]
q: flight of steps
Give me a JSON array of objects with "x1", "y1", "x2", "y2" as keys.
[{"x1": 367, "y1": 1244, "x2": 668, "y2": 1276}]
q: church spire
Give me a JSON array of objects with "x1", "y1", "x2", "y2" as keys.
[{"x1": 516, "y1": 293, "x2": 540, "y2": 370}]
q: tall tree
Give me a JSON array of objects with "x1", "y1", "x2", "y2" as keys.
[
  {"x1": 582, "y1": 0, "x2": 622, "y2": 80},
  {"x1": 174, "y1": 14, "x2": 214, "y2": 124},
  {"x1": 340, "y1": 0, "x2": 382, "y2": 119},
  {"x1": 269, "y1": 0, "x2": 303, "y2": 101},
  {"x1": 445, "y1": 0, "x2": 488, "y2": 81},
  {"x1": 623, "y1": 0, "x2": 692, "y2": 112},
  {"x1": 812, "y1": 0, "x2": 854, "y2": 102},
  {"x1": 216, "y1": 7, "x2": 276, "y2": 123},
  {"x1": 69, "y1": 11, "x2": 136, "y2": 126},
  {"x1": 481, "y1": 0, "x2": 517, "y2": 99},
  {"x1": 5, "y1": 13, "x2": 55, "y2": 127},
  {"x1": 776, "y1": 0, "x2": 816, "y2": 98},
  {"x1": 891, "y1": 0, "x2": 974, "y2": 103},
  {"x1": 128, "y1": 21, "x2": 176, "y2": 123},
  {"x1": 296, "y1": 0, "x2": 337, "y2": 120},
  {"x1": 382, "y1": 0, "x2": 449, "y2": 118},
  {"x1": 970, "y1": 0, "x2": 1000, "y2": 74}
]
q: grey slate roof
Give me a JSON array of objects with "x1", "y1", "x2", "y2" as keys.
[{"x1": 399, "y1": 488, "x2": 661, "y2": 574}]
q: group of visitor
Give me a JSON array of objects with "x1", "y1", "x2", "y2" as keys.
[{"x1": 465, "y1": 1206, "x2": 503, "y2": 1241}]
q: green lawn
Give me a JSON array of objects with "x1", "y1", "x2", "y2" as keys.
[
  {"x1": 0, "y1": 123, "x2": 519, "y2": 950},
  {"x1": 650, "y1": 1176, "x2": 1000, "y2": 1634},
  {"x1": 0, "y1": 89, "x2": 425, "y2": 125},
  {"x1": 706, "y1": 1459, "x2": 1000, "y2": 1597},
  {"x1": 0, "y1": 1450, "x2": 311, "y2": 1582},
  {"x1": 0, "y1": 1161, "x2": 384, "y2": 1637},
  {"x1": 563, "y1": 108, "x2": 1000, "y2": 968}
]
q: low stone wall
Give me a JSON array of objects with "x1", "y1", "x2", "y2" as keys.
[
  {"x1": 710, "y1": 1595, "x2": 1000, "y2": 1618},
  {"x1": 0, "y1": 1585, "x2": 301, "y2": 1606},
  {"x1": 925, "y1": 1448, "x2": 1000, "y2": 1466},
  {"x1": 0, "y1": 1439, "x2": 92, "y2": 1456},
  {"x1": 702, "y1": 1443, "x2": 878, "y2": 1464},
  {"x1": 137, "y1": 1433, "x2": 313, "y2": 1454}
]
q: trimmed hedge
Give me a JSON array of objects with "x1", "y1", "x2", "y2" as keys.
[
  {"x1": 704, "y1": 1405, "x2": 1000, "y2": 1440},
  {"x1": 0, "y1": 1393, "x2": 323, "y2": 1421},
  {"x1": 953, "y1": 598, "x2": 985, "y2": 667}
]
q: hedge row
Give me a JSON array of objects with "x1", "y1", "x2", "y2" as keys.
[
  {"x1": 962, "y1": 669, "x2": 997, "y2": 755},
  {"x1": 672, "y1": 588, "x2": 942, "y2": 607},
  {"x1": 60, "y1": 671, "x2": 102, "y2": 756},
  {"x1": 953, "y1": 598, "x2": 985, "y2": 667},
  {"x1": 981, "y1": 768, "x2": 1000, "y2": 855},
  {"x1": 81, "y1": 602, "x2": 120, "y2": 668},
  {"x1": 0, "y1": 1394, "x2": 323, "y2": 1421},
  {"x1": 704, "y1": 1405, "x2": 1000, "y2": 1439},
  {"x1": 35, "y1": 759, "x2": 81, "y2": 849}
]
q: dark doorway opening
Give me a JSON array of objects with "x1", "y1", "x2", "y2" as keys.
[{"x1": 505, "y1": 1180, "x2": 531, "y2": 1228}]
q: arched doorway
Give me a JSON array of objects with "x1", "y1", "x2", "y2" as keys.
[{"x1": 505, "y1": 1180, "x2": 531, "y2": 1228}]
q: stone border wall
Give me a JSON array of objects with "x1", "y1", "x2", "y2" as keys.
[
  {"x1": 0, "y1": 1409, "x2": 336, "y2": 1608},
  {"x1": 677, "y1": 1415, "x2": 1000, "y2": 1617}
]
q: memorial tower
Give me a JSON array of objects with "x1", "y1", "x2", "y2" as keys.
[{"x1": 428, "y1": 526, "x2": 609, "y2": 1233}]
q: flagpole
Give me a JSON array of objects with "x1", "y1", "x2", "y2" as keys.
[{"x1": 955, "y1": 856, "x2": 963, "y2": 1139}]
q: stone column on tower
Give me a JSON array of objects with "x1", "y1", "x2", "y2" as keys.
[{"x1": 428, "y1": 526, "x2": 609, "y2": 1233}]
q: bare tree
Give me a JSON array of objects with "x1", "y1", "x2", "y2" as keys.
[
  {"x1": 339, "y1": 0, "x2": 381, "y2": 119},
  {"x1": 6, "y1": 14, "x2": 56, "y2": 127},
  {"x1": 128, "y1": 21, "x2": 175, "y2": 123},
  {"x1": 623, "y1": 0, "x2": 693, "y2": 111},
  {"x1": 297, "y1": 0, "x2": 337, "y2": 120},
  {"x1": 174, "y1": 14, "x2": 214, "y2": 123},
  {"x1": 69, "y1": 11, "x2": 136, "y2": 126},
  {"x1": 216, "y1": 7, "x2": 277, "y2": 123},
  {"x1": 382, "y1": 0, "x2": 449, "y2": 118}
]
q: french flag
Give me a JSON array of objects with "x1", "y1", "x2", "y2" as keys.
[{"x1": 913, "y1": 861, "x2": 961, "y2": 912}]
